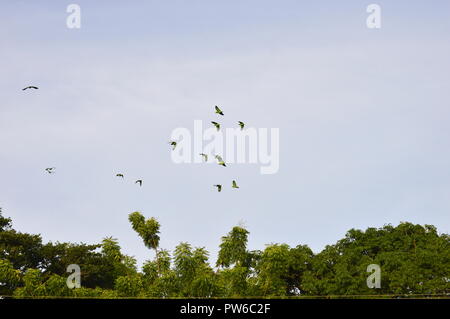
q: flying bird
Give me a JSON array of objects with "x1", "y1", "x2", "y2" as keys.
[
  {"x1": 45, "y1": 167, "x2": 55, "y2": 174},
  {"x1": 23, "y1": 86, "x2": 38, "y2": 91},
  {"x1": 116, "y1": 173, "x2": 124, "y2": 178},
  {"x1": 215, "y1": 105, "x2": 224, "y2": 116},
  {"x1": 214, "y1": 184, "x2": 222, "y2": 192},
  {"x1": 199, "y1": 153, "x2": 208, "y2": 162},
  {"x1": 169, "y1": 141, "x2": 177, "y2": 150},
  {"x1": 215, "y1": 155, "x2": 226, "y2": 167},
  {"x1": 238, "y1": 121, "x2": 245, "y2": 130},
  {"x1": 135, "y1": 180, "x2": 143, "y2": 186},
  {"x1": 232, "y1": 180, "x2": 239, "y2": 189},
  {"x1": 211, "y1": 121, "x2": 220, "y2": 131}
]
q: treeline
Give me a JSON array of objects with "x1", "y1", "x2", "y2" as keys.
[{"x1": 0, "y1": 209, "x2": 449, "y2": 298}]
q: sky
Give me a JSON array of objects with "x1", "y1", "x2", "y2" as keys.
[{"x1": 1, "y1": 1, "x2": 449, "y2": 267}]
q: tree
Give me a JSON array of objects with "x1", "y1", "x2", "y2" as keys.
[
  {"x1": 101, "y1": 236, "x2": 137, "y2": 279},
  {"x1": 1, "y1": 208, "x2": 449, "y2": 298},
  {"x1": 216, "y1": 226, "x2": 250, "y2": 268},
  {"x1": 0, "y1": 208, "x2": 12, "y2": 232},
  {"x1": 255, "y1": 244, "x2": 314, "y2": 296},
  {"x1": 302, "y1": 222, "x2": 450, "y2": 296},
  {"x1": 0, "y1": 259, "x2": 21, "y2": 295},
  {"x1": 173, "y1": 243, "x2": 217, "y2": 297},
  {"x1": 39, "y1": 241, "x2": 117, "y2": 289},
  {"x1": 115, "y1": 274, "x2": 144, "y2": 297},
  {"x1": 216, "y1": 226, "x2": 256, "y2": 297},
  {"x1": 128, "y1": 212, "x2": 161, "y2": 253},
  {"x1": 0, "y1": 226, "x2": 44, "y2": 271}
]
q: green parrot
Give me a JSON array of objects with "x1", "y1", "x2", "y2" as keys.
[
  {"x1": 211, "y1": 121, "x2": 220, "y2": 131},
  {"x1": 215, "y1": 105, "x2": 224, "y2": 116},
  {"x1": 169, "y1": 141, "x2": 177, "y2": 150},
  {"x1": 215, "y1": 155, "x2": 226, "y2": 167}
]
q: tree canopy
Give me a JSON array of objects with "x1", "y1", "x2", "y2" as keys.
[{"x1": 0, "y1": 209, "x2": 448, "y2": 298}]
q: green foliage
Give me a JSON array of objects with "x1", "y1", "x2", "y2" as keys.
[
  {"x1": 190, "y1": 271, "x2": 222, "y2": 297},
  {"x1": 0, "y1": 209, "x2": 12, "y2": 232},
  {"x1": 0, "y1": 227, "x2": 44, "y2": 271},
  {"x1": 255, "y1": 244, "x2": 314, "y2": 296},
  {"x1": 115, "y1": 274, "x2": 144, "y2": 297},
  {"x1": 218, "y1": 265, "x2": 252, "y2": 297},
  {"x1": 40, "y1": 241, "x2": 116, "y2": 288},
  {"x1": 101, "y1": 236, "x2": 137, "y2": 279},
  {"x1": 43, "y1": 274, "x2": 71, "y2": 297},
  {"x1": 13, "y1": 269, "x2": 46, "y2": 297},
  {"x1": 1, "y1": 208, "x2": 449, "y2": 298},
  {"x1": 128, "y1": 212, "x2": 160, "y2": 251},
  {"x1": 173, "y1": 243, "x2": 217, "y2": 296},
  {"x1": 301, "y1": 222, "x2": 450, "y2": 296},
  {"x1": 217, "y1": 226, "x2": 250, "y2": 268},
  {"x1": 0, "y1": 259, "x2": 22, "y2": 295}
]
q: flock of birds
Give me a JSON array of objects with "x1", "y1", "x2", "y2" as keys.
[
  {"x1": 169, "y1": 105, "x2": 242, "y2": 192},
  {"x1": 24, "y1": 84, "x2": 146, "y2": 187},
  {"x1": 45, "y1": 167, "x2": 143, "y2": 186},
  {"x1": 116, "y1": 174, "x2": 143, "y2": 187},
  {"x1": 25, "y1": 86, "x2": 240, "y2": 192}
]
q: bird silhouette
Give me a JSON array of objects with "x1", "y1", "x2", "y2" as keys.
[
  {"x1": 169, "y1": 141, "x2": 177, "y2": 150},
  {"x1": 232, "y1": 180, "x2": 239, "y2": 188},
  {"x1": 23, "y1": 86, "x2": 38, "y2": 91},
  {"x1": 215, "y1": 155, "x2": 226, "y2": 167},
  {"x1": 238, "y1": 121, "x2": 245, "y2": 130},
  {"x1": 116, "y1": 173, "x2": 124, "y2": 178},
  {"x1": 135, "y1": 180, "x2": 143, "y2": 186},
  {"x1": 211, "y1": 121, "x2": 220, "y2": 131},
  {"x1": 45, "y1": 167, "x2": 55, "y2": 174},
  {"x1": 215, "y1": 105, "x2": 224, "y2": 116},
  {"x1": 199, "y1": 153, "x2": 208, "y2": 162},
  {"x1": 214, "y1": 184, "x2": 222, "y2": 192}
]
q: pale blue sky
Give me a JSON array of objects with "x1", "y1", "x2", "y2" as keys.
[{"x1": 1, "y1": 1, "x2": 449, "y2": 267}]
